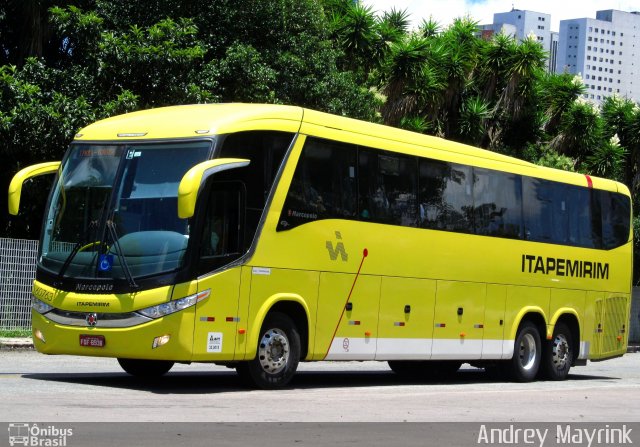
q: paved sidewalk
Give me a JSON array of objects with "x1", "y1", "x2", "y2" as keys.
[{"x1": 0, "y1": 337, "x2": 34, "y2": 350}]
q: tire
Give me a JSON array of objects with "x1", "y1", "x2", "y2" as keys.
[
  {"x1": 238, "y1": 312, "x2": 301, "y2": 389},
  {"x1": 388, "y1": 360, "x2": 461, "y2": 380},
  {"x1": 539, "y1": 322, "x2": 573, "y2": 380},
  {"x1": 117, "y1": 358, "x2": 174, "y2": 377},
  {"x1": 506, "y1": 321, "x2": 541, "y2": 382}
]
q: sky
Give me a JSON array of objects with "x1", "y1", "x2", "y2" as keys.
[{"x1": 364, "y1": 0, "x2": 640, "y2": 32}]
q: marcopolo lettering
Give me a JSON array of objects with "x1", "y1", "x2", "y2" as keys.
[{"x1": 522, "y1": 254, "x2": 609, "y2": 279}]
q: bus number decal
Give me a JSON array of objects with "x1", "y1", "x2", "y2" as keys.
[{"x1": 207, "y1": 332, "x2": 223, "y2": 353}]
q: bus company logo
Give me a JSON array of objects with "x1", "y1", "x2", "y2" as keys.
[
  {"x1": 85, "y1": 313, "x2": 98, "y2": 327},
  {"x1": 326, "y1": 231, "x2": 349, "y2": 262},
  {"x1": 7, "y1": 423, "x2": 73, "y2": 446}
]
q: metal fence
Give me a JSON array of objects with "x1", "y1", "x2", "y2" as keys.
[{"x1": 0, "y1": 238, "x2": 38, "y2": 330}]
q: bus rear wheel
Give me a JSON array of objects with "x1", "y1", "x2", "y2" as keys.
[
  {"x1": 117, "y1": 358, "x2": 174, "y2": 377},
  {"x1": 539, "y1": 322, "x2": 573, "y2": 380},
  {"x1": 506, "y1": 321, "x2": 541, "y2": 382},
  {"x1": 237, "y1": 312, "x2": 300, "y2": 389}
]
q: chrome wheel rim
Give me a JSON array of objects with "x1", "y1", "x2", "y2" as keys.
[
  {"x1": 551, "y1": 334, "x2": 570, "y2": 370},
  {"x1": 518, "y1": 333, "x2": 537, "y2": 371},
  {"x1": 258, "y1": 328, "x2": 289, "y2": 374}
]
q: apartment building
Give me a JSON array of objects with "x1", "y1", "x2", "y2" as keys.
[{"x1": 557, "y1": 10, "x2": 640, "y2": 103}]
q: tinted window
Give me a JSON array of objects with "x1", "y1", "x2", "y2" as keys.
[
  {"x1": 473, "y1": 169, "x2": 522, "y2": 238},
  {"x1": 218, "y1": 131, "x2": 292, "y2": 243},
  {"x1": 198, "y1": 181, "x2": 244, "y2": 275},
  {"x1": 359, "y1": 150, "x2": 418, "y2": 226},
  {"x1": 567, "y1": 186, "x2": 597, "y2": 248},
  {"x1": 419, "y1": 160, "x2": 473, "y2": 233},
  {"x1": 599, "y1": 190, "x2": 631, "y2": 249},
  {"x1": 278, "y1": 138, "x2": 357, "y2": 230},
  {"x1": 523, "y1": 178, "x2": 560, "y2": 243}
]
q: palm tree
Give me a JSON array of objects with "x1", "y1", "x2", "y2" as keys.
[
  {"x1": 381, "y1": 7, "x2": 411, "y2": 35},
  {"x1": 379, "y1": 34, "x2": 442, "y2": 126},
  {"x1": 539, "y1": 73, "x2": 586, "y2": 135},
  {"x1": 585, "y1": 135, "x2": 626, "y2": 181},
  {"x1": 477, "y1": 33, "x2": 516, "y2": 103},
  {"x1": 496, "y1": 34, "x2": 546, "y2": 122},
  {"x1": 551, "y1": 99, "x2": 603, "y2": 162},
  {"x1": 458, "y1": 96, "x2": 491, "y2": 146},
  {"x1": 419, "y1": 17, "x2": 440, "y2": 39},
  {"x1": 438, "y1": 17, "x2": 481, "y2": 139},
  {"x1": 331, "y1": 2, "x2": 377, "y2": 75}
]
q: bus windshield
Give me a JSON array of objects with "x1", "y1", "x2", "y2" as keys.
[{"x1": 40, "y1": 141, "x2": 211, "y2": 280}]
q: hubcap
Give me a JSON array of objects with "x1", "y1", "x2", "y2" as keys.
[
  {"x1": 258, "y1": 328, "x2": 289, "y2": 375},
  {"x1": 518, "y1": 333, "x2": 537, "y2": 371},
  {"x1": 551, "y1": 334, "x2": 570, "y2": 370}
]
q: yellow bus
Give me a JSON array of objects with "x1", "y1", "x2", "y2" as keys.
[{"x1": 9, "y1": 104, "x2": 632, "y2": 388}]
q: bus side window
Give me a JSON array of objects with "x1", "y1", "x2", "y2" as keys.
[
  {"x1": 473, "y1": 169, "x2": 523, "y2": 239},
  {"x1": 198, "y1": 181, "x2": 245, "y2": 275},
  {"x1": 419, "y1": 159, "x2": 473, "y2": 233},
  {"x1": 599, "y1": 190, "x2": 631, "y2": 249},
  {"x1": 359, "y1": 150, "x2": 418, "y2": 227},
  {"x1": 278, "y1": 137, "x2": 357, "y2": 230}
]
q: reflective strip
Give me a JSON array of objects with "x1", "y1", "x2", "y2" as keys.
[
  {"x1": 326, "y1": 337, "x2": 514, "y2": 361},
  {"x1": 375, "y1": 338, "x2": 431, "y2": 360}
]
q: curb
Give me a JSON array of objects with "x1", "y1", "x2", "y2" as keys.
[{"x1": 0, "y1": 338, "x2": 34, "y2": 351}]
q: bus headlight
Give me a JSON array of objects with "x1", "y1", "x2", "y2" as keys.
[
  {"x1": 32, "y1": 297, "x2": 54, "y2": 315},
  {"x1": 136, "y1": 289, "x2": 210, "y2": 319}
]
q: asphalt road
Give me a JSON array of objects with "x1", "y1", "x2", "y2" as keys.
[{"x1": 1, "y1": 351, "x2": 639, "y2": 423}]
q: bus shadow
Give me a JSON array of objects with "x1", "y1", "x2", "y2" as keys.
[{"x1": 21, "y1": 367, "x2": 620, "y2": 394}]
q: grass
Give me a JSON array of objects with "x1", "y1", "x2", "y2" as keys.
[{"x1": 0, "y1": 328, "x2": 31, "y2": 338}]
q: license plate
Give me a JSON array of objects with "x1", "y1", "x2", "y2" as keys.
[{"x1": 79, "y1": 334, "x2": 105, "y2": 348}]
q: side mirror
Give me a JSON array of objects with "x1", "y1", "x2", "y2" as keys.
[
  {"x1": 177, "y1": 158, "x2": 250, "y2": 219},
  {"x1": 8, "y1": 162, "x2": 61, "y2": 215}
]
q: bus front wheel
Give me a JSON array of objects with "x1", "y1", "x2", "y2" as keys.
[
  {"x1": 117, "y1": 358, "x2": 174, "y2": 377},
  {"x1": 539, "y1": 322, "x2": 573, "y2": 380},
  {"x1": 238, "y1": 312, "x2": 301, "y2": 389},
  {"x1": 507, "y1": 321, "x2": 541, "y2": 382}
]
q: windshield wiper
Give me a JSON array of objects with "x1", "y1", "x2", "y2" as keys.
[
  {"x1": 55, "y1": 240, "x2": 88, "y2": 283},
  {"x1": 106, "y1": 220, "x2": 138, "y2": 289}
]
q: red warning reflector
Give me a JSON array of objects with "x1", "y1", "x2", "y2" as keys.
[
  {"x1": 394, "y1": 322, "x2": 406, "y2": 327},
  {"x1": 435, "y1": 323, "x2": 446, "y2": 328},
  {"x1": 348, "y1": 320, "x2": 361, "y2": 325},
  {"x1": 200, "y1": 316, "x2": 215, "y2": 322},
  {"x1": 226, "y1": 317, "x2": 240, "y2": 322},
  {"x1": 474, "y1": 324, "x2": 484, "y2": 329}
]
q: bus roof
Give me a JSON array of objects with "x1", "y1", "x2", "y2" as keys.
[{"x1": 74, "y1": 103, "x2": 627, "y2": 194}]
